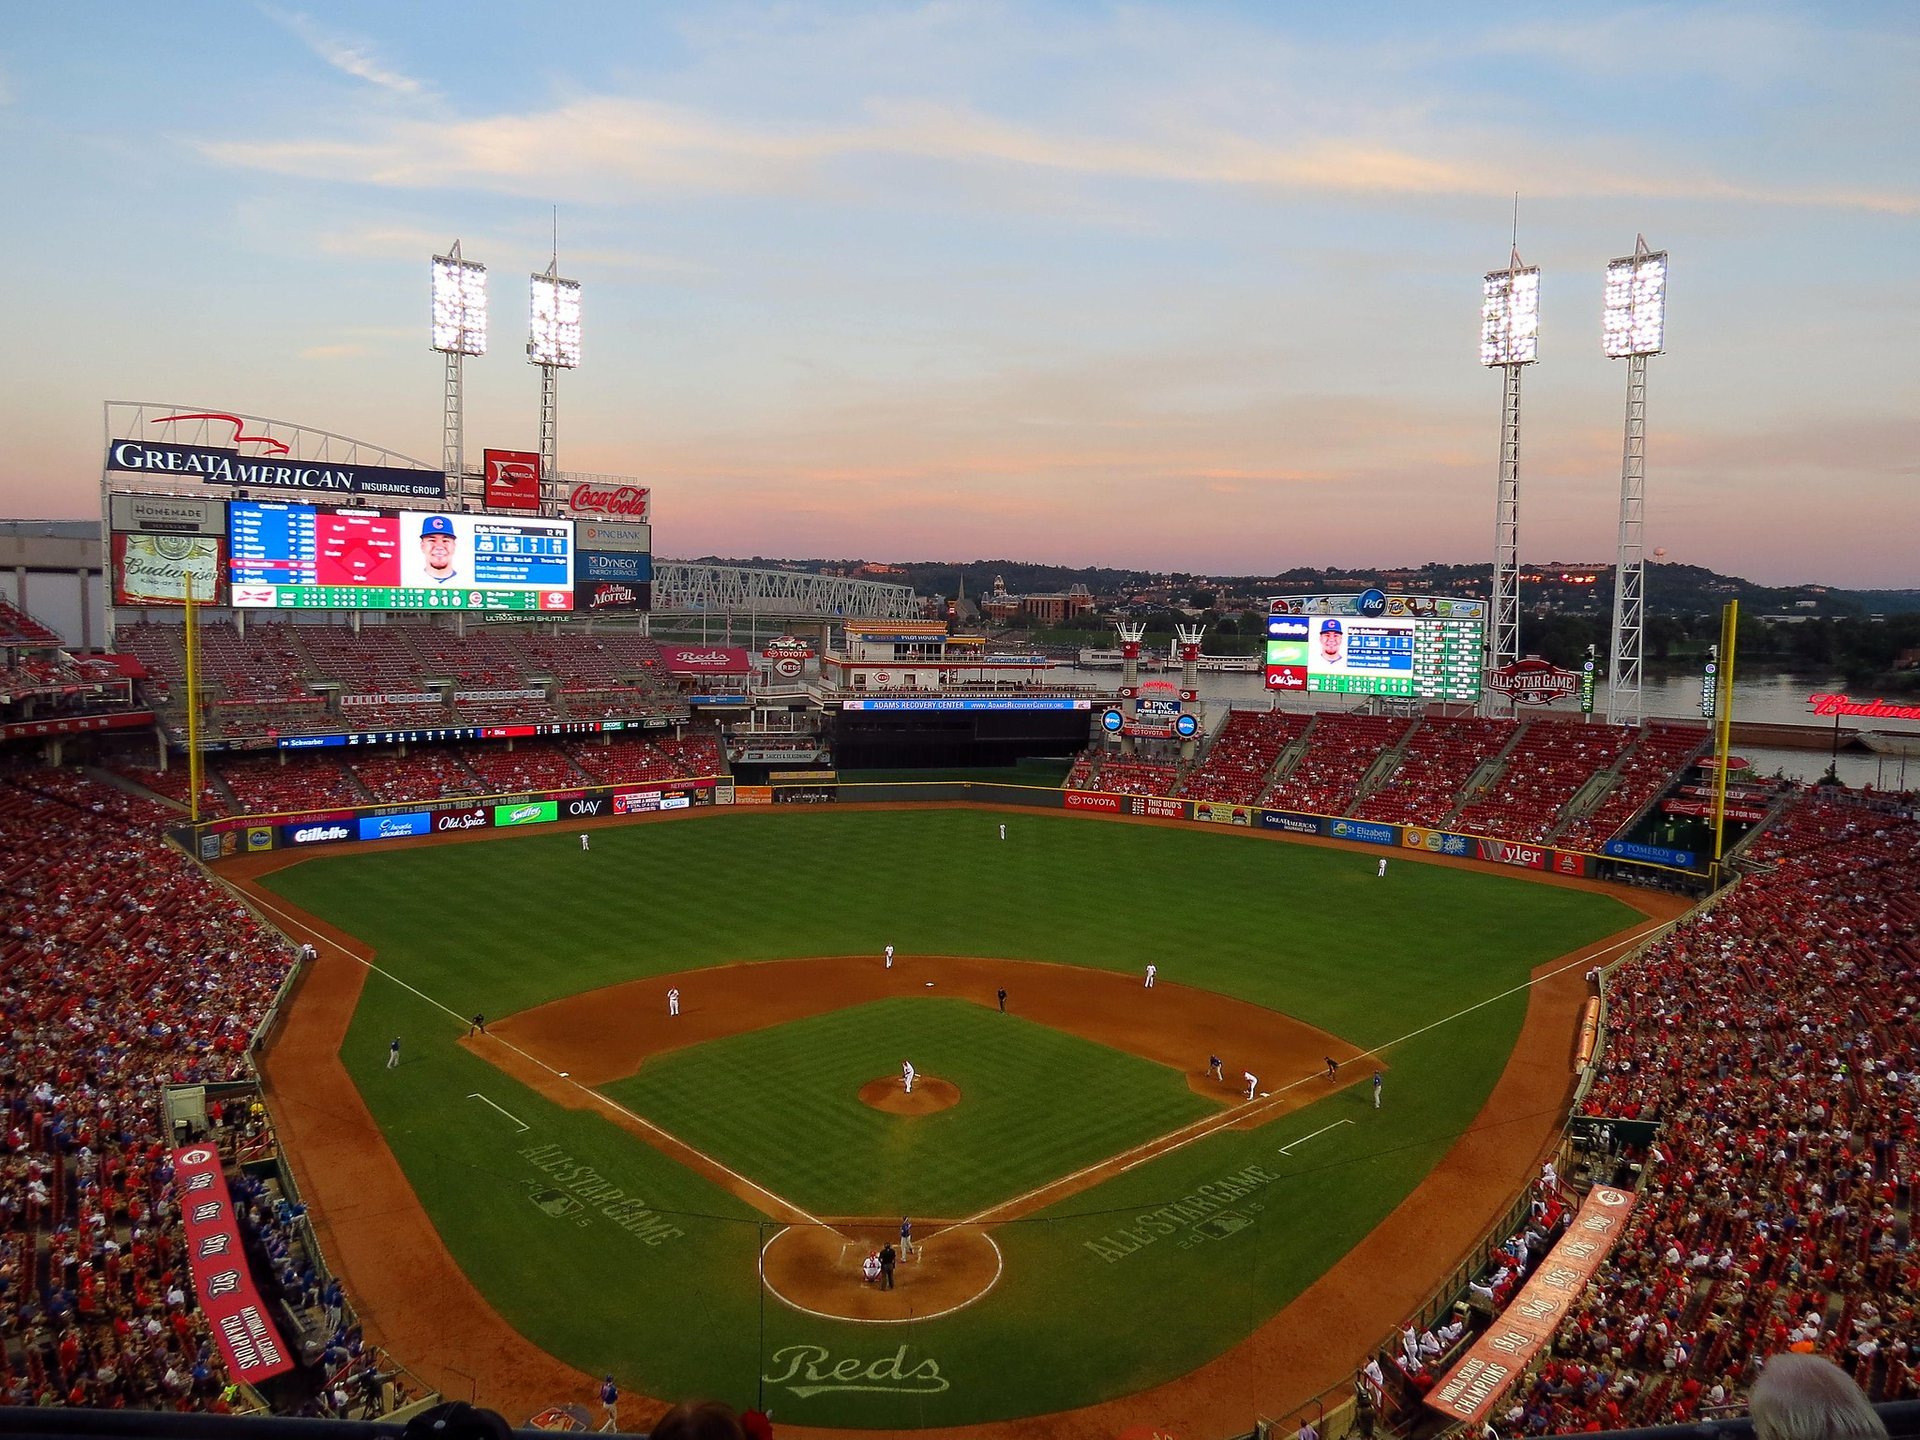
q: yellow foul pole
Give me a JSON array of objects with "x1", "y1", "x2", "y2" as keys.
[
  {"x1": 184, "y1": 577, "x2": 202, "y2": 825},
  {"x1": 1709, "y1": 599, "x2": 1738, "y2": 882}
]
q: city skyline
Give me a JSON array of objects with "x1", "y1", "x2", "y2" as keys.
[{"x1": 1, "y1": 3, "x2": 1915, "y2": 586}]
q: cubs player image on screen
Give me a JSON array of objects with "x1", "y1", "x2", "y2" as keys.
[
  {"x1": 1317, "y1": 618, "x2": 1345, "y2": 664},
  {"x1": 416, "y1": 514, "x2": 461, "y2": 585}
]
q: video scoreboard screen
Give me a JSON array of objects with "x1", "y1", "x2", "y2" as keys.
[
  {"x1": 227, "y1": 501, "x2": 574, "y2": 611},
  {"x1": 1266, "y1": 592, "x2": 1484, "y2": 703}
]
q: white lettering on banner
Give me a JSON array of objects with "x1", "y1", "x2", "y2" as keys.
[
  {"x1": 567, "y1": 483, "x2": 651, "y2": 519},
  {"x1": 1082, "y1": 1164, "x2": 1280, "y2": 1262},
  {"x1": 762, "y1": 1345, "x2": 948, "y2": 1399},
  {"x1": 107, "y1": 441, "x2": 441, "y2": 497},
  {"x1": 341, "y1": 692, "x2": 444, "y2": 707},
  {"x1": 292, "y1": 824, "x2": 350, "y2": 843},
  {"x1": 517, "y1": 1144, "x2": 685, "y2": 1245},
  {"x1": 453, "y1": 688, "x2": 546, "y2": 703},
  {"x1": 434, "y1": 809, "x2": 488, "y2": 831}
]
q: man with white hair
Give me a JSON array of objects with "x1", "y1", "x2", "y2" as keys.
[{"x1": 1748, "y1": 1352, "x2": 1888, "y2": 1440}]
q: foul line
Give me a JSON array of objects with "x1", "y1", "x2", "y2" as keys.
[
  {"x1": 240, "y1": 886, "x2": 830, "y2": 1231},
  {"x1": 1278, "y1": 1118, "x2": 1352, "y2": 1155},
  {"x1": 962, "y1": 914, "x2": 1674, "y2": 1226},
  {"x1": 465, "y1": 1093, "x2": 530, "y2": 1132}
]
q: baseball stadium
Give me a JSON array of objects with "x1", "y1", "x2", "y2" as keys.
[{"x1": 3, "y1": 379, "x2": 1917, "y2": 1440}]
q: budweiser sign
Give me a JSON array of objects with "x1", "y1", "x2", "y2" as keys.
[
  {"x1": 1485, "y1": 657, "x2": 1579, "y2": 706},
  {"x1": 567, "y1": 483, "x2": 651, "y2": 520},
  {"x1": 1808, "y1": 693, "x2": 1920, "y2": 723}
]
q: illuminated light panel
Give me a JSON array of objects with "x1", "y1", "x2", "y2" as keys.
[
  {"x1": 1603, "y1": 250, "x2": 1668, "y2": 357},
  {"x1": 1480, "y1": 266, "x2": 1541, "y2": 366},
  {"x1": 528, "y1": 274, "x2": 582, "y2": 369},
  {"x1": 430, "y1": 255, "x2": 488, "y2": 356}
]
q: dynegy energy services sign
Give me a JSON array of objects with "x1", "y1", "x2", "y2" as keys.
[{"x1": 107, "y1": 440, "x2": 446, "y2": 501}]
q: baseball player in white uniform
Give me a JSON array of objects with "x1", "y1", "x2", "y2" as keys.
[
  {"x1": 885, "y1": 944, "x2": 895, "y2": 970},
  {"x1": 1144, "y1": 963, "x2": 1157, "y2": 988},
  {"x1": 1377, "y1": 857, "x2": 1387, "y2": 878},
  {"x1": 668, "y1": 988, "x2": 680, "y2": 1017},
  {"x1": 581, "y1": 833, "x2": 590, "y2": 852},
  {"x1": 902, "y1": 1060, "x2": 916, "y2": 1094},
  {"x1": 999, "y1": 823, "x2": 1006, "y2": 840},
  {"x1": 1243, "y1": 1070, "x2": 1258, "y2": 1100}
]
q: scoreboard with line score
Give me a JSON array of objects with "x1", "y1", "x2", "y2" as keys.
[{"x1": 1266, "y1": 592, "x2": 1484, "y2": 703}]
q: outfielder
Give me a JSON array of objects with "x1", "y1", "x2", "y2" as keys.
[
  {"x1": 668, "y1": 988, "x2": 680, "y2": 1017},
  {"x1": 581, "y1": 833, "x2": 590, "y2": 852},
  {"x1": 387, "y1": 1037, "x2": 401, "y2": 1069},
  {"x1": 902, "y1": 1060, "x2": 916, "y2": 1094},
  {"x1": 1373, "y1": 1070, "x2": 1383, "y2": 1108},
  {"x1": 1377, "y1": 857, "x2": 1386, "y2": 878},
  {"x1": 885, "y1": 944, "x2": 895, "y2": 970},
  {"x1": 1145, "y1": 963, "x2": 1157, "y2": 988}
]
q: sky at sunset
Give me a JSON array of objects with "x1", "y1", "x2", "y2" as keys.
[{"x1": 0, "y1": 3, "x2": 1914, "y2": 585}]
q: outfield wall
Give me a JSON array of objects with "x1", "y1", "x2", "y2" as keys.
[{"x1": 183, "y1": 773, "x2": 1708, "y2": 890}]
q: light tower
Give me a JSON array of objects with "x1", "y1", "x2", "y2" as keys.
[
  {"x1": 1602, "y1": 237, "x2": 1669, "y2": 728},
  {"x1": 1115, "y1": 620, "x2": 1146, "y2": 757},
  {"x1": 528, "y1": 257, "x2": 582, "y2": 504},
  {"x1": 1480, "y1": 248, "x2": 1540, "y2": 717},
  {"x1": 1175, "y1": 623, "x2": 1206, "y2": 764},
  {"x1": 430, "y1": 244, "x2": 487, "y2": 500}
]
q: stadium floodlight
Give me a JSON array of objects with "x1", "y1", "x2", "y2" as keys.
[
  {"x1": 528, "y1": 272, "x2": 582, "y2": 369},
  {"x1": 430, "y1": 252, "x2": 488, "y2": 356},
  {"x1": 1480, "y1": 264, "x2": 1540, "y2": 367},
  {"x1": 1602, "y1": 247, "x2": 1668, "y2": 357}
]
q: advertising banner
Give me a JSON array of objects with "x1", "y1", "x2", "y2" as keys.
[
  {"x1": 1604, "y1": 839, "x2": 1698, "y2": 868},
  {"x1": 171, "y1": 1145, "x2": 296, "y2": 1383},
  {"x1": 1485, "y1": 658, "x2": 1580, "y2": 707},
  {"x1": 1661, "y1": 798, "x2": 1770, "y2": 823},
  {"x1": 1063, "y1": 790, "x2": 1124, "y2": 813},
  {"x1": 560, "y1": 792, "x2": 612, "y2": 819},
  {"x1": 734, "y1": 786, "x2": 774, "y2": 805},
  {"x1": 1401, "y1": 826, "x2": 1474, "y2": 858},
  {"x1": 614, "y1": 789, "x2": 662, "y2": 814},
  {"x1": 108, "y1": 438, "x2": 445, "y2": 500},
  {"x1": 574, "y1": 519, "x2": 653, "y2": 553},
  {"x1": 659, "y1": 645, "x2": 751, "y2": 676},
  {"x1": 579, "y1": 550, "x2": 653, "y2": 583},
  {"x1": 1128, "y1": 796, "x2": 1188, "y2": 820},
  {"x1": 1258, "y1": 810, "x2": 1320, "y2": 835},
  {"x1": 112, "y1": 532, "x2": 225, "y2": 606},
  {"x1": 110, "y1": 493, "x2": 228, "y2": 534},
  {"x1": 340, "y1": 692, "x2": 445, "y2": 707},
  {"x1": 841, "y1": 697, "x2": 1093, "y2": 712},
  {"x1": 482, "y1": 449, "x2": 542, "y2": 512},
  {"x1": 244, "y1": 826, "x2": 275, "y2": 853},
  {"x1": 1193, "y1": 801, "x2": 1253, "y2": 825},
  {"x1": 1426, "y1": 1186, "x2": 1638, "y2": 1426},
  {"x1": 1551, "y1": 851, "x2": 1587, "y2": 876},
  {"x1": 575, "y1": 579, "x2": 652, "y2": 613},
  {"x1": 0, "y1": 711, "x2": 154, "y2": 742},
  {"x1": 494, "y1": 801, "x2": 559, "y2": 827},
  {"x1": 565, "y1": 482, "x2": 651, "y2": 523},
  {"x1": 1476, "y1": 838, "x2": 1549, "y2": 870},
  {"x1": 1323, "y1": 818, "x2": 1399, "y2": 847},
  {"x1": 358, "y1": 812, "x2": 432, "y2": 840},
  {"x1": 278, "y1": 819, "x2": 354, "y2": 846},
  {"x1": 434, "y1": 807, "x2": 490, "y2": 833}
]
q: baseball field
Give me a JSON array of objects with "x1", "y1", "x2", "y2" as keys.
[{"x1": 236, "y1": 805, "x2": 1673, "y2": 1436}]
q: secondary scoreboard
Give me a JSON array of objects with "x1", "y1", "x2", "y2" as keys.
[
  {"x1": 228, "y1": 501, "x2": 574, "y2": 611},
  {"x1": 1266, "y1": 592, "x2": 1484, "y2": 703}
]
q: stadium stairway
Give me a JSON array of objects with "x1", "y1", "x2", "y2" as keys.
[
  {"x1": 1342, "y1": 717, "x2": 1423, "y2": 816},
  {"x1": 1440, "y1": 718, "x2": 1533, "y2": 826},
  {"x1": 1256, "y1": 714, "x2": 1320, "y2": 803}
]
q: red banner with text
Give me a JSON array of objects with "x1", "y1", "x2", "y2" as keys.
[{"x1": 172, "y1": 1145, "x2": 296, "y2": 1384}]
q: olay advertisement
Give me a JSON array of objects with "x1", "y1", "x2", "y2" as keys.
[{"x1": 171, "y1": 1145, "x2": 296, "y2": 1383}]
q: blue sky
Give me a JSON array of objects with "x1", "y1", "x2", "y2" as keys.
[{"x1": 0, "y1": 2, "x2": 1914, "y2": 584}]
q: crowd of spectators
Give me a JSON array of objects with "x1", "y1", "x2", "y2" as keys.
[
  {"x1": 1264, "y1": 714, "x2": 1412, "y2": 816},
  {"x1": 1354, "y1": 717, "x2": 1517, "y2": 825},
  {"x1": 1452, "y1": 721, "x2": 1635, "y2": 845},
  {"x1": 1557, "y1": 725, "x2": 1713, "y2": 852},
  {"x1": 0, "y1": 766, "x2": 297, "y2": 1409},
  {"x1": 1475, "y1": 794, "x2": 1920, "y2": 1432},
  {"x1": 1176, "y1": 710, "x2": 1309, "y2": 805}
]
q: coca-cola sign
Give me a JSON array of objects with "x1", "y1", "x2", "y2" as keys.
[
  {"x1": 1485, "y1": 657, "x2": 1580, "y2": 706},
  {"x1": 567, "y1": 483, "x2": 651, "y2": 521}
]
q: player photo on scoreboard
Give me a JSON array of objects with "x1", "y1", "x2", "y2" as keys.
[{"x1": 397, "y1": 510, "x2": 574, "y2": 593}]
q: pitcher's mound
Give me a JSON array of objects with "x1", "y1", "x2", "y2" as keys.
[{"x1": 859, "y1": 1076, "x2": 960, "y2": 1114}]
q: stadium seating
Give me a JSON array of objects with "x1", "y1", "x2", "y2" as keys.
[
  {"x1": 0, "y1": 598, "x2": 64, "y2": 647},
  {"x1": 1354, "y1": 716, "x2": 1518, "y2": 824},
  {"x1": 0, "y1": 768, "x2": 296, "y2": 1409},
  {"x1": 1177, "y1": 710, "x2": 1311, "y2": 804},
  {"x1": 561, "y1": 734, "x2": 721, "y2": 786},
  {"x1": 450, "y1": 741, "x2": 584, "y2": 794},
  {"x1": 1556, "y1": 724, "x2": 1711, "y2": 851},
  {"x1": 1451, "y1": 719, "x2": 1633, "y2": 844},
  {"x1": 1090, "y1": 757, "x2": 1180, "y2": 797},
  {"x1": 1264, "y1": 713, "x2": 1412, "y2": 816},
  {"x1": 1481, "y1": 795, "x2": 1920, "y2": 1428},
  {"x1": 212, "y1": 755, "x2": 367, "y2": 816},
  {"x1": 347, "y1": 749, "x2": 484, "y2": 805}
]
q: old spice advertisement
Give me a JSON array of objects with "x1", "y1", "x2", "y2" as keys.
[
  {"x1": 171, "y1": 1145, "x2": 296, "y2": 1383},
  {"x1": 1425, "y1": 1185, "x2": 1638, "y2": 1426}
]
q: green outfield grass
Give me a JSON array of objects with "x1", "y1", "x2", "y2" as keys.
[
  {"x1": 605, "y1": 997, "x2": 1216, "y2": 1216},
  {"x1": 261, "y1": 807, "x2": 1643, "y2": 1428}
]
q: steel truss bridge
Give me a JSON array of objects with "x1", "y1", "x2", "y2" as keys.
[{"x1": 651, "y1": 563, "x2": 921, "y2": 622}]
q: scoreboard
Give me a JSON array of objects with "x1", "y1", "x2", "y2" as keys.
[
  {"x1": 1266, "y1": 592, "x2": 1484, "y2": 703},
  {"x1": 227, "y1": 501, "x2": 574, "y2": 611}
]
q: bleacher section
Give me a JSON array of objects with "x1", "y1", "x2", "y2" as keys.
[
  {"x1": 348, "y1": 749, "x2": 484, "y2": 805},
  {"x1": 0, "y1": 598, "x2": 63, "y2": 646},
  {"x1": 1265, "y1": 713, "x2": 1412, "y2": 816},
  {"x1": 452, "y1": 740, "x2": 584, "y2": 793},
  {"x1": 1451, "y1": 719, "x2": 1633, "y2": 844},
  {"x1": 562, "y1": 734, "x2": 722, "y2": 785},
  {"x1": 1177, "y1": 710, "x2": 1310, "y2": 805},
  {"x1": 1354, "y1": 717, "x2": 1517, "y2": 824},
  {"x1": 1556, "y1": 723, "x2": 1709, "y2": 850},
  {"x1": 213, "y1": 754, "x2": 367, "y2": 816}
]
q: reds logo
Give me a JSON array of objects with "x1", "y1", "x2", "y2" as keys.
[
  {"x1": 568, "y1": 483, "x2": 650, "y2": 519},
  {"x1": 151, "y1": 412, "x2": 291, "y2": 455}
]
